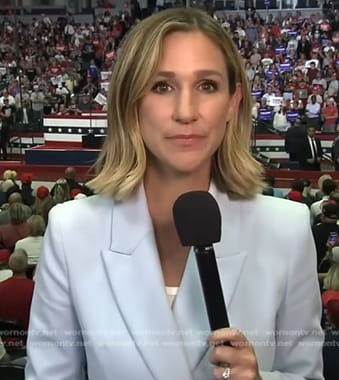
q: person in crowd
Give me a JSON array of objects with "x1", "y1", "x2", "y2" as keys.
[
  {"x1": 287, "y1": 190, "x2": 303, "y2": 202},
  {"x1": 322, "y1": 290, "x2": 339, "y2": 380},
  {"x1": 284, "y1": 118, "x2": 306, "y2": 163},
  {"x1": 0, "y1": 88, "x2": 15, "y2": 107},
  {"x1": 16, "y1": 99, "x2": 34, "y2": 131},
  {"x1": 26, "y1": 8, "x2": 323, "y2": 380},
  {"x1": 0, "y1": 202, "x2": 29, "y2": 251},
  {"x1": 312, "y1": 71, "x2": 327, "y2": 94},
  {"x1": 0, "y1": 248, "x2": 34, "y2": 331},
  {"x1": 77, "y1": 91, "x2": 93, "y2": 112},
  {"x1": 312, "y1": 201, "x2": 339, "y2": 271},
  {"x1": 0, "y1": 191, "x2": 22, "y2": 225},
  {"x1": 31, "y1": 186, "x2": 54, "y2": 225},
  {"x1": 273, "y1": 107, "x2": 290, "y2": 132},
  {"x1": 64, "y1": 167, "x2": 84, "y2": 193},
  {"x1": 327, "y1": 72, "x2": 338, "y2": 99},
  {"x1": 20, "y1": 173, "x2": 35, "y2": 207},
  {"x1": 322, "y1": 238, "x2": 339, "y2": 291},
  {"x1": 297, "y1": 34, "x2": 311, "y2": 59},
  {"x1": 322, "y1": 97, "x2": 338, "y2": 133},
  {"x1": 315, "y1": 174, "x2": 333, "y2": 201},
  {"x1": 311, "y1": 179, "x2": 337, "y2": 224},
  {"x1": 14, "y1": 215, "x2": 45, "y2": 267},
  {"x1": 285, "y1": 179, "x2": 304, "y2": 201},
  {"x1": 0, "y1": 98, "x2": 16, "y2": 160},
  {"x1": 51, "y1": 178, "x2": 71, "y2": 204},
  {"x1": 0, "y1": 177, "x2": 19, "y2": 207},
  {"x1": 299, "y1": 126, "x2": 323, "y2": 170},
  {"x1": 305, "y1": 95, "x2": 321, "y2": 130},
  {"x1": 30, "y1": 85, "x2": 45, "y2": 124},
  {"x1": 301, "y1": 178, "x2": 315, "y2": 208},
  {"x1": 264, "y1": 175, "x2": 284, "y2": 198}
]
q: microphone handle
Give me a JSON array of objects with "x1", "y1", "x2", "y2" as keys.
[{"x1": 194, "y1": 246, "x2": 230, "y2": 331}]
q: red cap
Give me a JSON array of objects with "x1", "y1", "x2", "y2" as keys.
[
  {"x1": 36, "y1": 186, "x2": 50, "y2": 199},
  {"x1": 21, "y1": 173, "x2": 32, "y2": 184}
]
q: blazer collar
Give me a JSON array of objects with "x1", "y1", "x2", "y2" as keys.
[{"x1": 109, "y1": 185, "x2": 153, "y2": 254}]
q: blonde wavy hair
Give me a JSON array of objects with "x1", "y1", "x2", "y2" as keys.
[
  {"x1": 88, "y1": 8, "x2": 264, "y2": 200},
  {"x1": 2, "y1": 169, "x2": 17, "y2": 181}
]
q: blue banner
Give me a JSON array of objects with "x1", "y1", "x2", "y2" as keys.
[
  {"x1": 286, "y1": 110, "x2": 299, "y2": 123},
  {"x1": 274, "y1": 46, "x2": 287, "y2": 55},
  {"x1": 259, "y1": 109, "x2": 273, "y2": 121},
  {"x1": 266, "y1": 70, "x2": 280, "y2": 81},
  {"x1": 279, "y1": 62, "x2": 292, "y2": 72},
  {"x1": 287, "y1": 31, "x2": 298, "y2": 37},
  {"x1": 251, "y1": 89, "x2": 263, "y2": 99}
]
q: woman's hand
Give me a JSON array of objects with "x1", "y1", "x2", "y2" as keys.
[{"x1": 209, "y1": 328, "x2": 262, "y2": 380}]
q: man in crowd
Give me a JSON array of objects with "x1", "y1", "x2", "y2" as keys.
[{"x1": 299, "y1": 126, "x2": 323, "y2": 170}]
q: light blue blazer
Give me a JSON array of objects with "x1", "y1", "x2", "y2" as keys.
[{"x1": 25, "y1": 185, "x2": 324, "y2": 380}]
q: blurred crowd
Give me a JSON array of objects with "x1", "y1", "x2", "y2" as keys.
[
  {"x1": 0, "y1": 9, "x2": 132, "y2": 133},
  {"x1": 0, "y1": 5, "x2": 337, "y2": 138},
  {"x1": 221, "y1": 9, "x2": 339, "y2": 133}
]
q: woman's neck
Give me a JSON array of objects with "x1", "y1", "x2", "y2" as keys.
[
  {"x1": 143, "y1": 164, "x2": 211, "y2": 287},
  {"x1": 144, "y1": 164, "x2": 211, "y2": 226}
]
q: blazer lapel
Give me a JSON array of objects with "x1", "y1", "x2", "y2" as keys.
[
  {"x1": 101, "y1": 187, "x2": 194, "y2": 380},
  {"x1": 211, "y1": 185, "x2": 249, "y2": 309}
]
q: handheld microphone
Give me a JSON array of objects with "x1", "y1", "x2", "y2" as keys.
[{"x1": 173, "y1": 191, "x2": 229, "y2": 331}]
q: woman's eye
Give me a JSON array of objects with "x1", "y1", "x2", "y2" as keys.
[
  {"x1": 199, "y1": 81, "x2": 218, "y2": 92},
  {"x1": 152, "y1": 82, "x2": 172, "y2": 94}
]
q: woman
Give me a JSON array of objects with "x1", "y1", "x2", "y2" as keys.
[
  {"x1": 323, "y1": 239, "x2": 339, "y2": 291},
  {"x1": 31, "y1": 185, "x2": 54, "y2": 225},
  {"x1": 273, "y1": 107, "x2": 291, "y2": 132},
  {"x1": 245, "y1": 61, "x2": 255, "y2": 83},
  {"x1": 322, "y1": 97, "x2": 338, "y2": 132},
  {"x1": 51, "y1": 178, "x2": 70, "y2": 204},
  {"x1": 14, "y1": 215, "x2": 46, "y2": 266},
  {"x1": 26, "y1": 8, "x2": 323, "y2": 380},
  {"x1": 0, "y1": 203, "x2": 29, "y2": 251}
]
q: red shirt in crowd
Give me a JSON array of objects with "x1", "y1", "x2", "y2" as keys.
[
  {"x1": 0, "y1": 277, "x2": 34, "y2": 330},
  {"x1": 48, "y1": 63, "x2": 63, "y2": 76}
]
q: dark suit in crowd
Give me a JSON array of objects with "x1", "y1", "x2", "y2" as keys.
[
  {"x1": 299, "y1": 128, "x2": 323, "y2": 170},
  {"x1": 284, "y1": 123, "x2": 306, "y2": 162}
]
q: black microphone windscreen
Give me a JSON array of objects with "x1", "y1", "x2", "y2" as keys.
[{"x1": 173, "y1": 191, "x2": 221, "y2": 247}]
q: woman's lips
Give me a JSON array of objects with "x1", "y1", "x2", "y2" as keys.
[{"x1": 167, "y1": 134, "x2": 206, "y2": 147}]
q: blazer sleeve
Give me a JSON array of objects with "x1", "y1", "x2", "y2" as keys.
[
  {"x1": 299, "y1": 139, "x2": 309, "y2": 162},
  {"x1": 25, "y1": 206, "x2": 86, "y2": 380},
  {"x1": 260, "y1": 206, "x2": 324, "y2": 380}
]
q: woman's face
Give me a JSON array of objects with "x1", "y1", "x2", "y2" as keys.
[{"x1": 138, "y1": 31, "x2": 241, "y2": 177}]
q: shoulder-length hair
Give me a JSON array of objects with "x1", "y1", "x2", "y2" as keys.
[
  {"x1": 27, "y1": 215, "x2": 46, "y2": 237},
  {"x1": 88, "y1": 8, "x2": 264, "y2": 200}
]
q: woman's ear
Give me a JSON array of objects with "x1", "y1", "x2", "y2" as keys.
[{"x1": 226, "y1": 83, "x2": 242, "y2": 122}]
